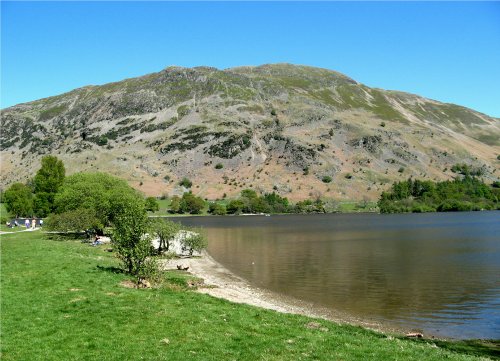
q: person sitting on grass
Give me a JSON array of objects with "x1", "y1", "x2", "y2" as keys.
[{"x1": 92, "y1": 235, "x2": 102, "y2": 246}]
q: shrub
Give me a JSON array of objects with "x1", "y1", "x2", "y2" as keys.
[
  {"x1": 208, "y1": 203, "x2": 227, "y2": 215},
  {"x1": 145, "y1": 197, "x2": 160, "y2": 212},
  {"x1": 111, "y1": 192, "x2": 156, "y2": 284},
  {"x1": 180, "y1": 230, "x2": 207, "y2": 256},
  {"x1": 180, "y1": 193, "x2": 205, "y2": 214},
  {"x1": 215, "y1": 163, "x2": 223, "y2": 169},
  {"x1": 149, "y1": 218, "x2": 181, "y2": 254},
  {"x1": 46, "y1": 208, "x2": 103, "y2": 234},
  {"x1": 398, "y1": 167, "x2": 405, "y2": 173},
  {"x1": 322, "y1": 176, "x2": 332, "y2": 183},
  {"x1": 179, "y1": 177, "x2": 192, "y2": 188},
  {"x1": 169, "y1": 196, "x2": 181, "y2": 213}
]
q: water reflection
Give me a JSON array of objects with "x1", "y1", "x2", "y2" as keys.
[{"x1": 172, "y1": 212, "x2": 500, "y2": 339}]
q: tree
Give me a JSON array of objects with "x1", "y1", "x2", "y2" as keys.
[
  {"x1": 4, "y1": 183, "x2": 33, "y2": 217},
  {"x1": 54, "y1": 172, "x2": 141, "y2": 231},
  {"x1": 169, "y1": 196, "x2": 181, "y2": 213},
  {"x1": 180, "y1": 230, "x2": 208, "y2": 256},
  {"x1": 149, "y1": 218, "x2": 180, "y2": 254},
  {"x1": 33, "y1": 156, "x2": 65, "y2": 215},
  {"x1": 226, "y1": 199, "x2": 245, "y2": 214},
  {"x1": 208, "y1": 203, "x2": 227, "y2": 215},
  {"x1": 180, "y1": 192, "x2": 205, "y2": 214},
  {"x1": 45, "y1": 208, "x2": 102, "y2": 234},
  {"x1": 111, "y1": 191, "x2": 155, "y2": 284},
  {"x1": 145, "y1": 197, "x2": 160, "y2": 212}
]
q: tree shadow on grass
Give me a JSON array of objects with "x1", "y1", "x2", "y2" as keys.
[{"x1": 96, "y1": 265, "x2": 124, "y2": 274}]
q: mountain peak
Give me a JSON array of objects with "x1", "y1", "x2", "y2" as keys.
[{"x1": 1, "y1": 64, "x2": 498, "y2": 199}]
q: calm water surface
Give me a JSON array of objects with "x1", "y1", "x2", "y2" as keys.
[{"x1": 172, "y1": 212, "x2": 500, "y2": 339}]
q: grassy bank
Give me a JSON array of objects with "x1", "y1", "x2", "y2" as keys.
[{"x1": 1, "y1": 232, "x2": 498, "y2": 360}]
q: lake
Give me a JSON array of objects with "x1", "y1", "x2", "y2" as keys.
[{"x1": 171, "y1": 212, "x2": 500, "y2": 340}]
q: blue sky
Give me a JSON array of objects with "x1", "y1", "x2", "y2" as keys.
[{"x1": 2, "y1": 2, "x2": 500, "y2": 117}]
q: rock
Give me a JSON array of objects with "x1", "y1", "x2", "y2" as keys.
[
  {"x1": 405, "y1": 332, "x2": 423, "y2": 338},
  {"x1": 305, "y1": 321, "x2": 321, "y2": 329}
]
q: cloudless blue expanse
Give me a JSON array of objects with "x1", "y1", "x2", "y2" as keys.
[{"x1": 2, "y1": 2, "x2": 500, "y2": 117}]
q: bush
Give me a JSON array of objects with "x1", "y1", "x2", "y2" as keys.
[
  {"x1": 149, "y1": 218, "x2": 181, "y2": 254},
  {"x1": 46, "y1": 208, "x2": 103, "y2": 234},
  {"x1": 54, "y1": 172, "x2": 143, "y2": 231},
  {"x1": 111, "y1": 192, "x2": 155, "y2": 284},
  {"x1": 227, "y1": 199, "x2": 245, "y2": 214},
  {"x1": 180, "y1": 193, "x2": 205, "y2": 214},
  {"x1": 322, "y1": 176, "x2": 332, "y2": 183},
  {"x1": 4, "y1": 183, "x2": 33, "y2": 218},
  {"x1": 208, "y1": 203, "x2": 227, "y2": 215},
  {"x1": 215, "y1": 163, "x2": 223, "y2": 170},
  {"x1": 179, "y1": 177, "x2": 192, "y2": 188},
  {"x1": 180, "y1": 230, "x2": 207, "y2": 256},
  {"x1": 145, "y1": 197, "x2": 160, "y2": 212},
  {"x1": 437, "y1": 200, "x2": 474, "y2": 212}
]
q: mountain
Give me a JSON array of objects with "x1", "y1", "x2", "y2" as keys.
[{"x1": 1, "y1": 63, "x2": 499, "y2": 201}]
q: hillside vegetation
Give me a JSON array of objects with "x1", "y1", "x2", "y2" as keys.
[{"x1": 1, "y1": 64, "x2": 499, "y2": 201}]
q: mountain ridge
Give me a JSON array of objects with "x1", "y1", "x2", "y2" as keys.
[{"x1": 1, "y1": 63, "x2": 498, "y2": 201}]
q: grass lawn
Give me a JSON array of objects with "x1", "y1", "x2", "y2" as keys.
[{"x1": 1, "y1": 232, "x2": 498, "y2": 360}]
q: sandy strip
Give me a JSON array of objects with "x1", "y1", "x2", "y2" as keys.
[{"x1": 161, "y1": 252, "x2": 390, "y2": 334}]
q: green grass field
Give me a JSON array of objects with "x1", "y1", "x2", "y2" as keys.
[{"x1": 1, "y1": 232, "x2": 498, "y2": 360}]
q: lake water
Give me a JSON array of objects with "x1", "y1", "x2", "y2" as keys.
[{"x1": 171, "y1": 212, "x2": 500, "y2": 340}]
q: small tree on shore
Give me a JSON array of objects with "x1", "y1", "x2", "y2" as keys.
[
  {"x1": 111, "y1": 192, "x2": 155, "y2": 284},
  {"x1": 149, "y1": 218, "x2": 180, "y2": 254},
  {"x1": 180, "y1": 229, "x2": 208, "y2": 256}
]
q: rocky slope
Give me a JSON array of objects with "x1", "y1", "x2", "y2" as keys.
[{"x1": 1, "y1": 63, "x2": 499, "y2": 201}]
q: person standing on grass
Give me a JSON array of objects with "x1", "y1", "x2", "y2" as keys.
[
  {"x1": 32, "y1": 219, "x2": 36, "y2": 229},
  {"x1": 25, "y1": 219, "x2": 30, "y2": 229}
]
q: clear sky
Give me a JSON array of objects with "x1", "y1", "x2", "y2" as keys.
[{"x1": 2, "y1": 2, "x2": 500, "y2": 117}]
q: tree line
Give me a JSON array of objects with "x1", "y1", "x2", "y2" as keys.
[
  {"x1": 378, "y1": 175, "x2": 499, "y2": 213},
  {"x1": 2, "y1": 156, "x2": 206, "y2": 286}
]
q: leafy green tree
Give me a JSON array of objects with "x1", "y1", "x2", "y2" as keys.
[
  {"x1": 180, "y1": 230, "x2": 208, "y2": 256},
  {"x1": 4, "y1": 183, "x2": 33, "y2": 217},
  {"x1": 149, "y1": 218, "x2": 180, "y2": 254},
  {"x1": 33, "y1": 193, "x2": 51, "y2": 218},
  {"x1": 45, "y1": 208, "x2": 102, "y2": 234},
  {"x1": 226, "y1": 199, "x2": 245, "y2": 214},
  {"x1": 180, "y1": 192, "x2": 205, "y2": 214},
  {"x1": 111, "y1": 191, "x2": 155, "y2": 283},
  {"x1": 54, "y1": 172, "x2": 144, "y2": 232},
  {"x1": 33, "y1": 156, "x2": 65, "y2": 215},
  {"x1": 379, "y1": 176, "x2": 498, "y2": 213},
  {"x1": 208, "y1": 202, "x2": 227, "y2": 215},
  {"x1": 145, "y1": 197, "x2": 160, "y2": 212},
  {"x1": 240, "y1": 189, "x2": 258, "y2": 199},
  {"x1": 264, "y1": 192, "x2": 290, "y2": 213},
  {"x1": 169, "y1": 196, "x2": 181, "y2": 213}
]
